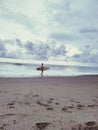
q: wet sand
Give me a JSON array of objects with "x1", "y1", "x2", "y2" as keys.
[{"x1": 0, "y1": 75, "x2": 98, "y2": 130}]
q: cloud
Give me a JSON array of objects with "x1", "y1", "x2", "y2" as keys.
[
  {"x1": 0, "y1": 0, "x2": 49, "y2": 41},
  {"x1": 46, "y1": 0, "x2": 98, "y2": 43},
  {"x1": 80, "y1": 29, "x2": 98, "y2": 33},
  {"x1": 0, "y1": 0, "x2": 98, "y2": 43},
  {"x1": 0, "y1": 0, "x2": 98, "y2": 64},
  {"x1": 49, "y1": 33, "x2": 75, "y2": 41},
  {"x1": 79, "y1": 28, "x2": 98, "y2": 41},
  {"x1": 71, "y1": 45, "x2": 98, "y2": 63},
  {"x1": 0, "y1": 39, "x2": 98, "y2": 63},
  {"x1": 0, "y1": 39, "x2": 67, "y2": 60}
]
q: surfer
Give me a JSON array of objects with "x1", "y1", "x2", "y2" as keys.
[
  {"x1": 36, "y1": 63, "x2": 49, "y2": 76},
  {"x1": 41, "y1": 63, "x2": 44, "y2": 76}
]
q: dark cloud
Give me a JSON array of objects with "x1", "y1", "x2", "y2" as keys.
[
  {"x1": 71, "y1": 45, "x2": 98, "y2": 63},
  {"x1": 15, "y1": 39, "x2": 23, "y2": 47},
  {"x1": 0, "y1": 39, "x2": 67, "y2": 60},
  {"x1": 50, "y1": 33, "x2": 75, "y2": 41},
  {"x1": 80, "y1": 29, "x2": 98, "y2": 33},
  {"x1": 0, "y1": 39, "x2": 98, "y2": 63}
]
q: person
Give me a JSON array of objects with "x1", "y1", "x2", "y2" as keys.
[{"x1": 41, "y1": 63, "x2": 44, "y2": 76}]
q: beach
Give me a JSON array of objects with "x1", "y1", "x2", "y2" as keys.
[{"x1": 0, "y1": 75, "x2": 98, "y2": 130}]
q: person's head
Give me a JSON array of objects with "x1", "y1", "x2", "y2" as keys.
[{"x1": 41, "y1": 63, "x2": 43, "y2": 65}]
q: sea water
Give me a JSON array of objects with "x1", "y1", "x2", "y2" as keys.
[{"x1": 0, "y1": 62, "x2": 98, "y2": 77}]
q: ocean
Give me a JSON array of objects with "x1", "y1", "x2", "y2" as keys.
[{"x1": 0, "y1": 62, "x2": 98, "y2": 77}]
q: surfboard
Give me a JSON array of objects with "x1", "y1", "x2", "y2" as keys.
[{"x1": 36, "y1": 66, "x2": 49, "y2": 71}]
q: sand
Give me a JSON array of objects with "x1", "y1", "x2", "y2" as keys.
[{"x1": 0, "y1": 75, "x2": 98, "y2": 130}]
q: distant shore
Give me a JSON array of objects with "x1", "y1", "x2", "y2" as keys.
[{"x1": 0, "y1": 75, "x2": 98, "y2": 130}]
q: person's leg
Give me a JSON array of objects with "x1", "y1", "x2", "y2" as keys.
[{"x1": 41, "y1": 69, "x2": 44, "y2": 76}]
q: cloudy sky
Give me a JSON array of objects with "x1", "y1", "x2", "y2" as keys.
[{"x1": 0, "y1": 0, "x2": 98, "y2": 64}]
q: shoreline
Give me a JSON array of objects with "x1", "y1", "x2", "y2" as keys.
[
  {"x1": 0, "y1": 75, "x2": 98, "y2": 130},
  {"x1": 0, "y1": 73, "x2": 98, "y2": 78}
]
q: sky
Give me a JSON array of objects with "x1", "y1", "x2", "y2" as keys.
[{"x1": 0, "y1": 0, "x2": 98, "y2": 64}]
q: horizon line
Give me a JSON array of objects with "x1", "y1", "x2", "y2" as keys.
[{"x1": 0, "y1": 57, "x2": 97, "y2": 67}]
